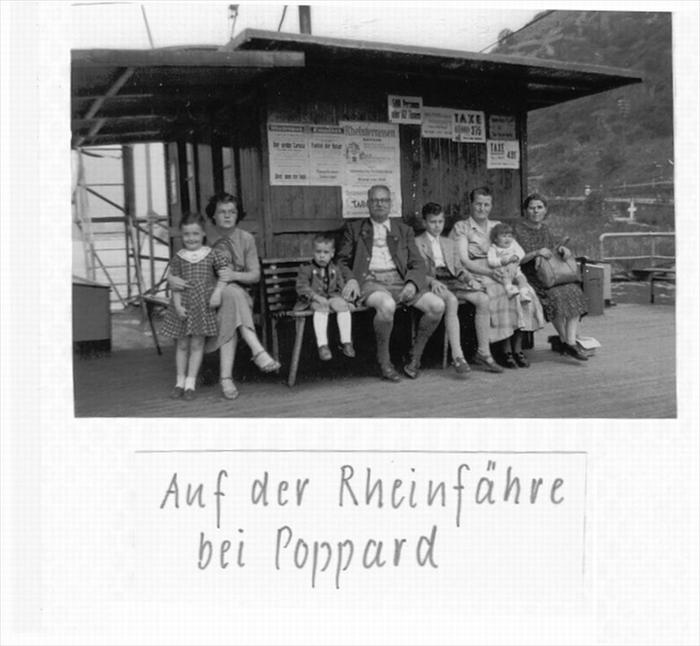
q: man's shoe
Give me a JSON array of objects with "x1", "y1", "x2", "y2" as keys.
[
  {"x1": 318, "y1": 345, "x2": 332, "y2": 361},
  {"x1": 472, "y1": 352, "x2": 504, "y2": 373},
  {"x1": 453, "y1": 356, "x2": 471, "y2": 377},
  {"x1": 340, "y1": 342, "x2": 356, "y2": 358},
  {"x1": 403, "y1": 358, "x2": 421, "y2": 379},
  {"x1": 380, "y1": 364, "x2": 401, "y2": 382}
]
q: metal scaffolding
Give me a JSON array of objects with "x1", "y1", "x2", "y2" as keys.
[{"x1": 72, "y1": 144, "x2": 171, "y2": 311}]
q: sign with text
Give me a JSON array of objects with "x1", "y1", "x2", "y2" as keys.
[
  {"x1": 487, "y1": 139, "x2": 520, "y2": 169},
  {"x1": 421, "y1": 106, "x2": 455, "y2": 139},
  {"x1": 339, "y1": 121, "x2": 402, "y2": 218},
  {"x1": 489, "y1": 114, "x2": 517, "y2": 140},
  {"x1": 388, "y1": 94, "x2": 423, "y2": 124},
  {"x1": 452, "y1": 110, "x2": 486, "y2": 142},
  {"x1": 308, "y1": 125, "x2": 345, "y2": 186},
  {"x1": 268, "y1": 123, "x2": 310, "y2": 185}
]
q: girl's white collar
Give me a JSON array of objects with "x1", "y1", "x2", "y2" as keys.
[{"x1": 177, "y1": 246, "x2": 211, "y2": 263}]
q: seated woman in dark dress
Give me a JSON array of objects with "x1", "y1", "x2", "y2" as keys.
[{"x1": 513, "y1": 193, "x2": 589, "y2": 361}]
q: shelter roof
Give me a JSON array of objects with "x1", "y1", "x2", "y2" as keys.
[
  {"x1": 229, "y1": 30, "x2": 643, "y2": 108},
  {"x1": 71, "y1": 46, "x2": 305, "y2": 147},
  {"x1": 72, "y1": 29, "x2": 642, "y2": 147}
]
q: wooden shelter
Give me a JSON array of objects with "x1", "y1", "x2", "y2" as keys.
[{"x1": 71, "y1": 29, "x2": 642, "y2": 258}]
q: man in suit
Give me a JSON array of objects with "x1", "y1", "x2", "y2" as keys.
[
  {"x1": 337, "y1": 185, "x2": 445, "y2": 382},
  {"x1": 414, "y1": 202, "x2": 503, "y2": 374}
]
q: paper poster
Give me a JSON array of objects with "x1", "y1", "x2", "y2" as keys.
[
  {"x1": 267, "y1": 123, "x2": 310, "y2": 185},
  {"x1": 486, "y1": 139, "x2": 520, "y2": 169},
  {"x1": 489, "y1": 114, "x2": 517, "y2": 140},
  {"x1": 388, "y1": 94, "x2": 423, "y2": 124},
  {"x1": 452, "y1": 109, "x2": 486, "y2": 142},
  {"x1": 339, "y1": 121, "x2": 402, "y2": 218},
  {"x1": 421, "y1": 106, "x2": 455, "y2": 139},
  {"x1": 307, "y1": 125, "x2": 345, "y2": 186}
]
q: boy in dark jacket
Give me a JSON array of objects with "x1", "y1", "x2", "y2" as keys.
[{"x1": 295, "y1": 233, "x2": 356, "y2": 361}]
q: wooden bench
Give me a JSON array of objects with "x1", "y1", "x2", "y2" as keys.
[
  {"x1": 259, "y1": 257, "x2": 374, "y2": 387},
  {"x1": 259, "y1": 257, "x2": 483, "y2": 386}
]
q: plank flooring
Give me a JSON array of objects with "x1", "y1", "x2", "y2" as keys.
[{"x1": 73, "y1": 303, "x2": 676, "y2": 418}]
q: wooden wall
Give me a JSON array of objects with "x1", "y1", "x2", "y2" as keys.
[{"x1": 169, "y1": 68, "x2": 529, "y2": 259}]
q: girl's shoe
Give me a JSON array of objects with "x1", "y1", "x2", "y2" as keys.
[
  {"x1": 318, "y1": 345, "x2": 332, "y2": 361},
  {"x1": 514, "y1": 351, "x2": 530, "y2": 368},
  {"x1": 220, "y1": 377, "x2": 239, "y2": 400},
  {"x1": 183, "y1": 389, "x2": 196, "y2": 401},
  {"x1": 252, "y1": 350, "x2": 281, "y2": 373},
  {"x1": 502, "y1": 352, "x2": 518, "y2": 369}
]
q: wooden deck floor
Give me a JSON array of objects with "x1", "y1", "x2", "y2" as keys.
[{"x1": 73, "y1": 303, "x2": 676, "y2": 418}]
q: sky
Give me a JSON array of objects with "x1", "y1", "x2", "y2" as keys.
[{"x1": 70, "y1": 1, "x2": 540, "y2": 52}]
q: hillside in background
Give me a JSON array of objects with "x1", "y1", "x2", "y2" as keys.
[{"x1": 492, "y1": 11, "x2": 673, "y2": 198}]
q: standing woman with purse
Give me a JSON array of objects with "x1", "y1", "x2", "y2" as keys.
[{"x1": 513, "y1": 193, "x2": 589, "y2": 361}]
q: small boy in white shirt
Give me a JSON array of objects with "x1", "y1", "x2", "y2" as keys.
[{"x1": 487, "y1": 223, "x2": 531, "y2": 302}]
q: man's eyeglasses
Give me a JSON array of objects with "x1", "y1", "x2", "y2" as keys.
[{"x1": 369, "y1": 198, "x2": 391, "y2": 204}]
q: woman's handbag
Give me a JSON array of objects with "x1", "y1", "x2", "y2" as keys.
[{"x1": 534, "y1": 252, "x2": 579, "y2": 288}]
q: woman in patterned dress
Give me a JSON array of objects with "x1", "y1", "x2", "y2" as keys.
[
  {"x1": 513, "y1": 193, "x2": 589, "y2": 361},
  {"x1": 449, "y1": 186, "x2": 543, "y2": 368}
]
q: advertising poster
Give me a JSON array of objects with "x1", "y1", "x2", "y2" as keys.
[
  {"x1": 489, "y1": 114, "x2": 517, "y2": 140},
  {"x1": 387, "y1": 94, "x2": 423, "y2": 124},
  {"x1": 307, "y1": 125, "x2": 345, "y2": 186},
  {"x1": 339, "y1": 120, "x2": 402, "y2": 218},
  {"x1": 487, "y1": 139, "x2": 520, "y2": 169},
  {"x1": 421, "y1": 106, "x2": 455, "y2": 139},
  {"x1": 267, "y1": 122, "x2": 310, "y2": 186},
  {"x1": 452, "y1": 109, "x2": 486, "y2": 142}
]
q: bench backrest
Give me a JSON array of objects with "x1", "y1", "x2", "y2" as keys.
[{"x1": 259, "y1": 257, "x2": 311, "y2": 316}]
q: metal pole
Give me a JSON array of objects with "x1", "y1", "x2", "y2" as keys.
[
  {"x1": 299, "y1": 5, "x2": 311, "y2": 33},
  {"x1": 145, "y1": 144, "x2": 156, "y2": 292}
]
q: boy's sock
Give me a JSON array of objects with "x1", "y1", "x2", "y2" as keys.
[
  {"x1": 337, "y1": 311, "x2": 352, "y2": 344},
  {"x1": 374, "y1": 316, "x2": 393, "y2": 366},
  {"x1": 411, "y1": 312, "x2": 441, "y2": 361},
  {"x1": 176, "y1": 375, "x2": 186, "y2": 388},
  {"x1": 313, "y1": 311, "x2": 329, "y2": 347},
  {"x1": 184, "y1": 376, "x2": 196, "y2": 390}
]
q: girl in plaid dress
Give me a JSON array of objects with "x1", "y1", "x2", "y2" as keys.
[{"x1": 161, "y1": 214, "x2": 229, "y2": 400}]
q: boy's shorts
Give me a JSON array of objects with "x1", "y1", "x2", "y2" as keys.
[{"x1": 359, "y1": 269, "x2": 427, "y2": 306}]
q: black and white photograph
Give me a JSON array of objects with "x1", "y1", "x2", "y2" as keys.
[
  {"x1": 1, "y1": 2, "x2": 698, "y2": 645},
  {"x1": 67, "y1": 3, "x2": 678, "y2": 418}
]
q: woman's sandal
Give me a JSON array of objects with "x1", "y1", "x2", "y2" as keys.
[
  {"x1": 220, "y1": 377, "x2": 240, "y2": 400},
  {"x1": 252, "y1": 350, "x2": 281, "y2": 373}
]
